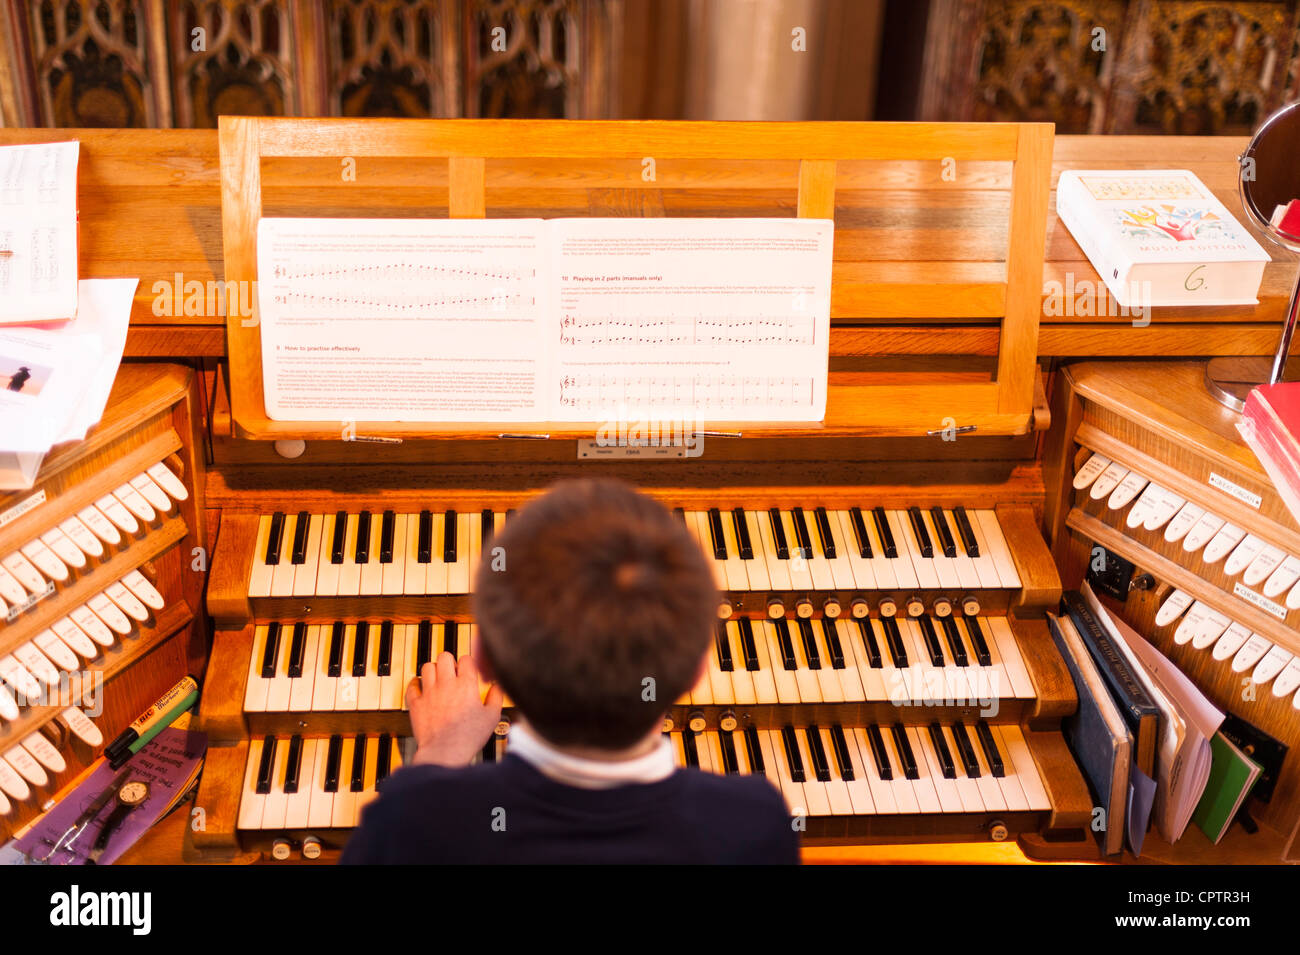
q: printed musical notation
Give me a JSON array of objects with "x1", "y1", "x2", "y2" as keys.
[
  {"x1": 557, "y1": 314, "x2": 816, "y2": 348},
  {"x1": 273, "y1": 287, "x2": 529, "y2": 314},
  {"x1": 271, "y1": 262, "x2": 528, "y2": 284},
  {"x1": 557, "y1": 372, "x2": 815, "y2": 415}
]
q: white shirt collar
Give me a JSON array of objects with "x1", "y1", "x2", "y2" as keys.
[{"x1": 507, "y1": 721, "x2": 676, "y2": 790}]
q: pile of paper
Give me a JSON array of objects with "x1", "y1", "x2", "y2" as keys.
[
  {"x1": 1, "y1": 278, "x2": 137, "y2": 489},
  {"x1": 1240, "y1": 382, "x2": 1300, "y2": 527}
]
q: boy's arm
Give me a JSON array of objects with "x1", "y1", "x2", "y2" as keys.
[{"x1": 406, "y1": 652, "x2": 504, "y2": 767}]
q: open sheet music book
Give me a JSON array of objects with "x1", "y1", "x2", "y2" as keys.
[
  {"x1": 0, "y1": 141, "x2": 80, "y2": 325},
  {"x1": 256, "y1": 217, "x2": 834, "y2": 424}
]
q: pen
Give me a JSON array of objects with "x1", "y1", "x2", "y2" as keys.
[{"x1": 104, "y1": 675, "x2": 199, "y2": 768}]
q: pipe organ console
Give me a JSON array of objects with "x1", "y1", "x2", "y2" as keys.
[
  {"x1": 0, "y1": 365, "x2": 206, "y2": 840},
  {"x1": 1049, "y1": 362, "x2": 1300, "y2": 860}
]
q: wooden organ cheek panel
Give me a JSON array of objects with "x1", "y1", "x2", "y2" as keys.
[
  {"x1": 0, "y1": 364, "x2": 206, "y2": 841},
  {"x1": 1047, "y1": 361, "x2": 1300, "y2": 861}
]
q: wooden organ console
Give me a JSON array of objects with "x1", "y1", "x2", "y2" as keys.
[{"x1": 0, "y1": 365, "x2": 206, "y2": 841}]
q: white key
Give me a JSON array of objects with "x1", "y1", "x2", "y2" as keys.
[
  {"x1": 356, "y1": 513, "x2": 384, "y2": 596},
  {"x1": 974, "y1": 510, "x2": 1020, "y2": 588},
  {"x1": 354, "y1": 734, "x2": 382, "y2": 817},
  {"x1": 446, "y1": 513, "x2": 472, "y2": 594},
  {"x1": 984, "y1": 726, "x2": 1030, "y2": 812},
  {"x1": 745, "y1": 620, "x2": 779, "y2": 705},
  {"x1": 306, "y1": 737, "x2": 336, "y2": 829},
  {"x1": 2, "y1": 552, "x2": 46, "y2": 595},
  {"x1": 0, "y1": 565, "x2": 26, "y2": 605},
  {"x1": 878, "y1": 726, "x2": 921, "y2": 813},
  {"x1": 310, "y1": 623, "x2": 340, "y2": 711},
  {"x1": 42, "y1": 528, "x2": 86, "y2": 569},
  {"x1": 1155, "y1": 589, "x2": 1194, "y2": 628},
  {"x1": 271, "y1": 513, "x2": 301, "y2": 598},
  {"x1": 706, "y1": 623, "x2": 735, "y2": 704},
  {"x1": 1225, "y1": 535, "x2": 1267, "y2": 578},
  {"x1": 762, "y1": 621, "x2": 800, "y2": 704},
  {"x1": 86, "y1": 594, "x2": 132, "y2": 635},
  {"x1": 13, "y1": 641, "x2": 59, "y2": 688},
  {"x1": 0, "y1": 756, "x2": 32, "y2": 802},
  {"x1": 94, "y1": 494, "x2": 139, "y2": 535},
  {"x1": 21, "y1": 539, "x2": 67, "y2": 583},
  {"x1": 78, "y1": 505, "x2": 122, "y2": 547},
  {"x1": 882, "y1": 510, "x2": 920, "y2": 589},
  {"x1": 248, "y1": 515, "x2": 275, "y2": 598},
  {"x1": 1089, "y1": 461, "x2": 1130, "y2": 500},
  {"x1": 1107, "y1": 471, "x2": 1148, "y2": 511},
  {"x1": 338, "y1": 514, "x2": 363, "y2": 597},
  {"x1": 380, "y1": 623, "x2": 409, "y2": 710},
  {"x1": 911, "y1": 725, "x2": 961, "y2": 812},
  {"x1": 382, "y1": 513, "x2": 407, "y2": 596},
  {"x1": 260, "y1": 738, "x2": 292, "y2": 829},
  {"x1": 1244, "y1": 545, "x2": 1287, "y2": 588},
  {"x1": 942, "y1": 725, "x2": 985, "y2": 811},
  {"x1": 688, "y1": 512, "x2": 727, "y2": 592},
  {"x1": 1073, "y1": 452, "x2": 1111, "y2": 490},
  {"x1": 1264, "y1": 556, "x2": 1300, "y2": 598},
  {"x1": 284, "y1": 738, "x2": 317, "y2": 829},
  {"x1": 1142, "y1": 487, "x2": 1185, "y2": 531},
  {"x1": 919, "y1": 509, "x2": 960, "y2": 588},
  {"x1": 243, "y1": 625, "x2": 271, "y2": 713},
  {"x1": 315, "y1": 513, "x2": 341, "y2": 597},
  {"x1": 147, "y1": 461, "x2": 189, "y2": 501},
  {"x1": 1182, "y1": 512, "x2": 1226, "y2": 553},
  {"x1": 1271, "y1": 658, "x2": 1300, "y2": 698},
  {"x1": 808, "y1": 619, "x2": 842, "y2": 701},
  {"x1": 903, "y1": 725, "x2": 943, "y2": 813},
  {"x1": 112, "y1": 483, "x2": 155, "y2": 524},
  {"x1": 122, "y1": 569, "x2": 165, "y2": 610},
  {"x1": 719, "y1": 622, "x2": 756, "y2": 707},
  {"x1": 424, "y1": 513, "x2": 448, "y2": 595},
  {"x1": 823, "y1": 510, "x2": 861, "y2": 589},
  {"x1": 861, "y1": 508, "x2": 902, "y2": 589},
  {"x1": 334, "y1": 624, "x2": 360, "y2": 712},
  {"x1": 779, "y1": 511, "x2": 815, "y2": 591},
  {"x1": 1163, "y1": 502, "x2": 1205, "y2": 544},
  {"x1": 1253, "y1": 646, "x2": 1293, "y2": 686},
  {"x1": 294, "y1": 514, "x2": 324, "y2": 598},
  {"x1": 403, "y1": 514, "x2": 426, "y2": 596},
  {"x1": 47, "y1": 619, "x2": 97, "y2": 659},
  {"x1": 893, "y1": 509, "x2": 938, "y2": 590},
  {"x1": 105, "y1": 581, "x2": 149, "y2": 622},
  {"x1": 754, "y1": 730, "x2": 798, "y2": 815},
  {"x1": 62, "y1": 706, "x2": 103, "y2": 746},
  {"x1": 836, "y1": 725, "x2": 876, "y2": 815},
  {"x1": 130, "y1": 472, "x2": 173, "y2": 513},
  {"x1": 60, "y1": 613, "x2": 111, "y2": 651},
  {"x1": 812, "y1": 729, "x2": 854, "y2": 816},
  {"x1": 237, "y1": 737, "x2": 267, "y2": 830},
  {"x1": 288, "y1": 625, "x2": 320, "y2": 712},
  {"x1": 718, "y1": 510, "x2": 753, "y2": 591},
  {"x1": 329, "y1": 736, "x2": 359, "y2": 827},
  {"x1": 0, "y1": 654, "x2": 42, "y2": 702},
  {"x1": 999, "y1": 725, "x2": 1051, "y2": 810},
  {"x1": 1212, "y1": 625, "x2": 1252, "y2": 661},
  {"x1": 962, "y1": 724, "x2": 1007, "y2": 811},
  {"x1": 1231, "y1": 635, "x2": 1272, "y2": 673},
  {"x1": 1202, "y1": 523, "x2": 1245, "y2": 565},
  {"x1": 853, "y1": 728, "x2": 897, "y2": 814},
  {"x1": 741, "y1": 510, "x2": 772, "y2": 590},
  {"x1": 266, "y1": 623, "x2": 296, "y2": 712},
  {"x1": 791, "y1": 730, "x2": 831, "y2": 816},
  {"x1": 357, "y1": 623, "x2": 383, "y2": 710},
  {"x1": 22, "y1": 733, "x2": 65, "y2": 774},
  {"x1": 4, "y1": 745, "x2": 46, "y2": 788},
  {"x1": 986, "y1": 616, "x2": 1034, "y2": 699},
  {"x1": 833, "y1": 619, "x2": 871, "y2": 702}
]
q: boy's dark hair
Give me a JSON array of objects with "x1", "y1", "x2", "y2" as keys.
[{"x1": 473, "y1": 478, "x2": 718, "y2": 750}]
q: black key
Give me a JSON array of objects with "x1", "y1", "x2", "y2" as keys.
[
  {"x1": 377, "y1": 620, "x2": 393, "y2": 677},
  {"x1": 819, "y1": 618, "x2": 845, "y2": 669},
  {"x1": 791, "y1": 507, "x2": 813, "y2": 560},
  {"x1": 907, "y1": 506, "x2": 934, "y2": 558},
  {"x1": 951, "y1": 723, "x2": 981, "y2": 778},
  {"x1": 719, "y1": 731, "x2": 740, "y2": 774},
  {"x1": 350, "y1": 733, "x2": 367, "y2": 791},
  {"x1": 481, "y1": 509, "x2": 495, "y2": 548},
  {"x1": 829, "y1": 725, "x2": 855, "y2": 780},
  {"x1": 672, "y1": 507, "x2": 686, "y2": 526},
  {"x1": 767, "y1": 507, "x2": 790, "y2": 560},
  {"x1": 682, "y1": 730, "x2": 701, "y2": 768},
  {"x1": 928, "y1": 723, "x2": 956, "y2": 779},
  {"x1": 255, "y1": 735, "x2": 277, "y2": 794},
  {"x1": 283, "y1": 734, "x2": 303, "y2": 794},
  {"x1": 872, "y1": 507, "x2": 897, "y2": 558},
  {"x1": 805, "y1": 726, "x2": 832, "y2": 782},
  {"x1": 707, "y1": 507, "x2": 727, "y2": 560},
  {"x1": 352, "y1": 621, "x2": 369, "y2": 677},
  {"x1": 287, "y1": 622, "x2": 306, "y2": 678},
  {"x1": 260, "y1": 621, "x2": 281, "y2": 678},
  {"x1": 376, "y1": 733, "x2": 393, "y2": 781},
  {"x1": 330, "y1": 510, "x2": 348, "y2": 564},
  {"x1": 417, "y1": 510, "x2": 433, "y2": 563},
  {"x1": 443, "y1": 620, "x2": 458, "y2": 657},
  {"x1": 265, "y1": 511, "x2": 285, "y2": 565},
  {"x1": 890, "y1": 723, "x2": 919, "y2": 780},
  {"x1": 379, "y1": 510, "x2": 395, "y2": 563},
  {"x1": 814, "y1": 507, "x2": 837, "y2": 560},
  {"x1": 953, "y1": 506, "x2": 979, "y2": 557},
  {"x1": 780, "y1": 725, "x2": 805, "y2": 783},
  {"x1": 354, "y1": 510, "x2": 371, "y2": 564},
  {"x1": 963, "y1": 615, "x2": 992, "y2": 666},
  {"x1": 880, "y1": 616, "x2": 908, "y2": 667},
  {"x1": 506, "y1": 508, "x2": 516, "y2": 522},
  {"x1": 743, "y1": 725, "x2": 765, "y2": 773},
  {"x1": 866, "y1": 725, "x2": 893, "y2": 780},
  {"x1": 442, "y1": 510, "x2": 457, "y2": 562},
  {"x1": 327, "y1": 621, "x2": 345, "y2": 677},
  {"x1": 715, "y1": 622, "x2": 734, "y2": 672},
  {"x1": 975, "y1": 722, "x2": 1005, "y2": 777},
  {"x1": 323, "y1": 734, "x2": 342, "y2": 792},
  {"x1": 930, "y1": 506, "x2": 958, "y2": 558},
  {"x1": 416, "y1": 620, "x2": 433, "y2": 670},
  {"x1": 848, "y1": 506, "x2": 872, "y2": 558},
  {"x1": 940, "y1": 615, "x2": 969, "y2": 667},
  {"x1": 797, "y1": 618, "x2": 820, "y2": 669},
  {"x1": 737, "y1": 617, "x2": 760, "y2": 670},
  {"x1": 774, "y1": 619, "x2": 797, "y2": 670},
  {"x1": 731, "y1": 507, "x2": 753, "y2": 560},
  {"x1": 291, "y1": 511, "x2": 310, "y2": 564},
  {"x1": 855, "y1": 619, "x2": 882, "y2": 668},
  {"x1": 918, "y1": 615, "x2": 946, "y2": 667}
]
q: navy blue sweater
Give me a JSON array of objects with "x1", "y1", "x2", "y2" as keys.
[{"x1": 340, "y1": 754, "x2": 799, "y2": 864}]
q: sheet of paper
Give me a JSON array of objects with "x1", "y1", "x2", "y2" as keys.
[
  {"x1": 1127, "y1": 766, "x2": 1156, "y2": 856},
  {"x1": 0, "y1": 141, "x2": 80, "y2": 324},
  {"x1": 549, "y1": 217, "x2": 833, "y2": 422},
  {"x1": 0, "y1": 278, "x2": 136, "y2": 454},
  {"x1": 258, "y1": 218, "x2": 550, "y2": 422}
]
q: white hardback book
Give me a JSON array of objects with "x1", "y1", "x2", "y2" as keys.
[{"x1": 1057, "y1": 169, "x2": 1269, "y2": 307}]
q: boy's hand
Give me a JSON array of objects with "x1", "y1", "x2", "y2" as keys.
[{"x1": 406, "y1": 652, "x2": 504, "y2": 767}]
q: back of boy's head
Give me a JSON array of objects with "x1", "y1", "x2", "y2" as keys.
[{"x1": 473, "y1": 478, "x2": 717, "y2": 751}]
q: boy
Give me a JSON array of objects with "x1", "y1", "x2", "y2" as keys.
[{"x1": 341, "y1": 478, "x2": 799, "y2": 864}]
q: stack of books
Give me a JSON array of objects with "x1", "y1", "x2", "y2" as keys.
[{"x1": 1240, "y1": 382, "x2": 1300, "y2": 528}]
